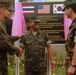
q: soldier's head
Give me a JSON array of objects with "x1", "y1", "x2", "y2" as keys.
[
  {"x1": 62, "y1": 0, "x2": 76, "y2": 18},
  {"x1": 0, "y1": 2, "x2": 12, "y2": 22},
  {"x1": 29, "y1": 16, "x2": 41, "y2": 30}
]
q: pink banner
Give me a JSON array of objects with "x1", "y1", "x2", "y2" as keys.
[
  {"x1": 12, "y1": 2, "x2": 27, "y2": 36},
  {"x1": 64, "y1": 14, "x2": 72, "y2": 40}
]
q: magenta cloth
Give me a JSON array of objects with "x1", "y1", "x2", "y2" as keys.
[
  {"x1": 12, "y1": 2, "x2": 27, "y2": 36},
  {"x1": 64, "y1": 14, "x2": 72, "y2": 40}
]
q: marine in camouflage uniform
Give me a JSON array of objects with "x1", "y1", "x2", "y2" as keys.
[
  {"x1": 0, "y1": 2, "x2": 22, "y2": 75},
  {"x1": 62, "y1": 0, "x2": 76, "y2": 75},
  {"x1": 65, "y1": 18, "x2": 76, "y2": 75},
  {"x1": 20, "y1": 16, "x2": 55, "y2": 75}
]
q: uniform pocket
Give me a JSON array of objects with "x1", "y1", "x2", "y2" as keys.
[
  {"x1": 38, "y1": 39, "x2": 45, "y2": 46},
  {"x1": 38, "y1": 39, "x2": 45, "y2": 42},
  {"x1": 26, "y1": 40, "x2": 33, "y2": 45}
]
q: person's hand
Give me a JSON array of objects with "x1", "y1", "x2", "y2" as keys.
[
  {"x1": 63, "y1": 59, "x2": 68, "y2": 67},
  {"x1": 50, "y1": 60, "x2": 55, "y2": 70},
  {"x1": 67, "y1": 66, "x2": 75, "y2": 75},
  {"x1": 18, "y1": 35, "x2": 24, "y2": 39},
  {"x1": 17, "y1": 47, "x2": 23, "y2": 57}
]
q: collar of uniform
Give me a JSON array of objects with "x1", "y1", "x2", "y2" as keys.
[
  {"x1": 69, "y1": 17, "x2": 76, "y2": 28},
  {"x1": 29, "y1": 29, "x2": 42, "y2": 34},
  {"x1": 72, "y1": 17, "x2": 76, "y2": 23}
]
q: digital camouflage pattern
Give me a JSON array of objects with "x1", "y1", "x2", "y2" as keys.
[
  {"x1": 0, "y1": 20, "x2": 19, "y2": 75},
  {"x1": 20, "y1": 29, "x2": 51, "y2": 72},
  {"x1": 62, "y1": 0, "x2": 76, "y2": 11},
  {"x1": 63, "y1": 0, "x2": 76, "y2": 6},
  {"x1": 65, "y1": 18, "x2": 76, "y2": 73}
]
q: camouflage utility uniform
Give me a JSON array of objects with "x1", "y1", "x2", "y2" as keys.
[
  {"x1": 65, "y1": 18, "x2": 76, "y2": 74},
  {"x1": 20, "y1": 29, "x2": 51, "y2": 75},
  {"x1": 0, "y1": 20, "x2": 20, "y2": 75}
]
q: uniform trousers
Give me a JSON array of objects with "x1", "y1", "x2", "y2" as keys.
[{"x1": 0, "y1": 71, "x2": 8, "y2": 75}]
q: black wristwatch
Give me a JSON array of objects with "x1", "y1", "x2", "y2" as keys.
[{"x1": 71, "y1": 64, "x2": 76, "y2": 68}]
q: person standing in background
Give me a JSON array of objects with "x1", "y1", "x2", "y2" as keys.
[
  {"x1": 0, "y1": 2, "x2": 23, "y2": 75},
  {"x1": 62, "y1": 0, "x2": 76, "y2": 75},
  {"x1": 20, "y1": 16, "x2": 55, "y2": 75}
]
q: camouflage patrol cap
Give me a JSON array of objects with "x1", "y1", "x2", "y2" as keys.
[
  {"x1": 29, "y1": 16, "x2": 41, "y2": 23},
  {"x1": 62, "y1": 0, "x2": 76, "y2": 11},
  {"x1": 0, "y1": 2, "x2": 12, "y2": 12}
]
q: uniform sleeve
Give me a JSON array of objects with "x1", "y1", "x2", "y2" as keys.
[
  {"x1": 20, "y1": 35, "x2": 26, "y2": 49},
  {"x1": 6, "y1": 35, "x2": 19, "y2": 44},
  {"x1": 0, "y1": 22, "x2": 19, "y2": 55},
  {"x1": 44, "y1": 32, "x2": 52, "y2": 46},
  {"x1": 5, "y1": 38, "x2": 19, "y2": 55},
  {"x1": 0, "y1": 37, "x2": 19, "y2": 55}
]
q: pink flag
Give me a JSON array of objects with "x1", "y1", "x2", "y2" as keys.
[
  {"x1": 64, "y1": 14, "x2": 72, "y2": 40},
  {"x1": 12, "y1": 2, "x2": 27, "y2": 36}
]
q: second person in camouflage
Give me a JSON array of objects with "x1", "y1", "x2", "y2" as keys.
[
  {"x1": 20, "y1": 16, "x2": 55, "y2": 75},
  {"x1": 62, "y1": 0, "x2": 76, "y2": 75}
]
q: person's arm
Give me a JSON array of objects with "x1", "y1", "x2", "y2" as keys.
[
  {"x1": 47, "y1": 44, "x2": 55, "y2": 69},
  {"x1": 47, "y1": 44, "x2": 54, "y2": 62},
  {"x1": 72, "y1": 33, "x2": 76, "y2": 65},
  {"x1": 67, "y1": 28, "x2": 76, "y2": 74},
  {"x1": 7, "y1": 35, "x2": 23, "y2": 43},
  {"x1": 44, "y1": 31, "x2": 55, "y2": 69},
  {"x1": 67, "y1": 45, "x2": 76, "y2": 75},
  {"x1": 0, "y1": 22, "x2": 23, "y2": 56},
  {"x1": 72, "y1": 28, "x2": 76, "y2": 65},
  {"x1": 4, "y1": 39, "x2": 23, "y2": 56},
  {"x1": 72, "y1": 44, "x2": 76, "y2": 65}
]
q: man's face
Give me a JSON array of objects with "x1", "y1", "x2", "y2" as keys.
[
  {"x1": 0, "y1": 7, "x2": 12, "y2": 20},
  {"x1": 65, "y1": 7, "x2": 72, "y2": 18},
  {"x1": 30, "y1": 21, "x2": 40, "y2": 30}
]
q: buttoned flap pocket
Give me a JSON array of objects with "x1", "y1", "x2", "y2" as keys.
[
  {"x1": 38, "y1": 39, "x2": 45, "y2": 46},
  {"x1": 38, "y1": 39, "x2": 45, "y2": 43},
  {"x1": 26, "y1": 40, "x2": 33, "y2": 45}
]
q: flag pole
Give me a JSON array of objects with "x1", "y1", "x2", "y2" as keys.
[
  {"x1": 14, "y1": 1, "x2": 20, "y2": 75},
  {"x1": 12, "y1": 1, "x2": 27, "y2": 75}
]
